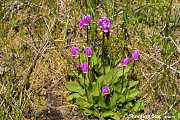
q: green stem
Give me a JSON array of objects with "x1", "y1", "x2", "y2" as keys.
[
  {"x1": 130, "y1": 60, "x2": 136, "y2": 81},
  {"x1": 102, "y1": 32, "x2": 105, "y2": 75},
  {"x1": 122, "y1": 66, "x2": 124, "y2": 89},
  {"x1": 84, "y1": 73, "x2": 88, "y2": 100},
  {"x1": 88, "y1": 57, "x2": 91, "y2": 83},
  {"x1": 87, "y1": 25, "x2": 89, "y2": 46}
]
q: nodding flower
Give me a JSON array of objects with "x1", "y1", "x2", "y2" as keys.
[
  {"x1": 98, "y1": 17, "x2": 112, "y2": 32},
  {"x1": 102, "y1": 86, "x2": 109, "y2": 95},
  {"x1": 85, "y1": 46, "x2": 92, "y2": 57},
  {"x1": 71, "y1": 46, "x2": 78, "y2": 56},
  {"x1": 122, "y1": 57, "x2": 130, "y2": 66},
  {"x1": 81, "y1": 62, "x2": 88, "y2": 73},
  {"x1": 131, "y1": 50, "x2": 139, "y2": 60},
  {"x1": 80, "y1": 15, "x2": 92, "y2": 28},
  {"x1": 98, "y1": 18, "x2": 116, "y2": 40}
]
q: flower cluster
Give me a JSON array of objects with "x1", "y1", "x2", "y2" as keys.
[
  {"x1": 71, "y1": 46, "x2": 92, "y2": 73},
  {"x1": 115, "y1": 50, "x2": 140, "y2": 68},
  {"x1": 80, "y1": 15, "x2": 92, "y2": 28}
]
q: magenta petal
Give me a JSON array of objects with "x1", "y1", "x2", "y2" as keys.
[
  {"x1": 85, "y1": 46, "x2": 92, "y2": 57},
  {"x1": 80, "y1": 19, "x2": 84, "y2": 27},
  {"x1": 98, "y1": 18, "x2": 103, "y2": 27},
  {"x1": 132, "y1": 50, "x2": 139, "y2": 60},
  {"x1": 122, "y1": 57, "x2": 130, "y2": 66},
  {"x1": 99, "y1": 33, "x2": 102, "y2": 39},
  {"x1": 71, "y1": 46, "x2": 78, "y2": 56},
  {"x1": 102, "y1": 86, "x2": 109, "y2": 94},
  {"x1": 111, "y1": 25, "x2": 116, "y2": 29},
  {"x1": 80, "y1": 15, "x2": 92, "y2": 28},
  {"x1": 87, "y1": 15, "x2": 92, "y2": 22},
  {"x1": 112, "y1": 31, "x2": 116, "y2": 34},
  {"x1": 115, "y1": 65, "x2": 120, "y2": 69},
  {"x1": 81, "y1": 62, "x2": 88, "y2": 73},
  {"x1": 77, "y1": 64, "x2": 81, "y2": 67}
]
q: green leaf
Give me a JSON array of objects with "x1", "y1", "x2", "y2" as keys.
[
  {"x1": 118, "y1": 95, "x2": 126, "y2": 104},
  {"x1": 84, "y1": 108, "x2": 99, "y2": 118},
  {"x1": 114, "y1": 65, "x2": 131, "y2": 79},
  {"x1": 67, "y1": 93, "x2": 82, "y2": 101},
  {"x1": 76, "y1": 97, "x2": 91, "y2": 108},
  {"x1": 99, "y1": 65, "x2": 111, "y2": 74},
  {"x1": 100, "y1": 69, "x2": 117, "y2": 85},
  {"x1": 110, "y1": 92, "x2": 119, "y2": 108},
  {"x1": 89, "y1": 82, "x2": 100, "y2": 97},
  {"x1": 95, "y1": 96, "x2": 107, "y2": 108},
  {"x1": 133, "y1": 100, "x2": 144, "y2": 112},
  {"x1": 128, "y1": 81, "x2": 139, "y2": 89},
  {"x1": 65, "y1": 82, "x2": 84, "y2": 95},
  {"x1": 101, "y1": 111, "x2": 120, "y2": 119},
  {"x1": 126, "y1": 88, "x2": 140, "y2": 101},
  {"x1": 101, "y1": 111, "x2": 114, "y2": 118}
]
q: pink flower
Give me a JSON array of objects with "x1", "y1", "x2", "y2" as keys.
[
  {"x1": 85, "y1": 46, "x2": 92, "y2": 57},
  {"x1": 98, "y1": 17, "x2": 112, "y2": 32},
  {"x1": 122, "y1": 57, "x2": 130, "y2": 66},
  {"x1": 102, "y1": 86, "x2": 109, "y2": 94},
  {"x1": 80, "y1": 15, "x2": 92, "y2": 28},
  {"x1": 71, "y1": 46, "x2": 78, "y2": 56},
  {"x1": 131, "y1": 50, "x2": 139, "y2": 60},
  {"x1": 81, "y1": 62, "x2": 88, "y2": 73}
]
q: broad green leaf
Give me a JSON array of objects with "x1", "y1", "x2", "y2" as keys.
[
  {"x1": 109, "y1": 92, "x2": 119, "y2": 108},
  {"x1": 118, "y1": 95, "x2": 126, "y2": 104},
  {"x1": 95, "y1": 96, "x2": 106, "y2": 109},
  {"x1": 99, "y1": 65, "x2": 111, "y2": 74},
  {"x1": 67, "y1": 93, "x2": 82, "y2": 101},
  {"x1": 115, "y1": 65, "x2": 131, "y2": 79},
  {"x1": 112, "y1": 113, "x2": 121, "y2": 120},
  {"x1": 101, "y1": 111, "x2": 120, "y2": 119},
  {"x1": 76, "y1": 97, "x2": 91, "y2": 108},
  {"x1": 89, "y1": 82, "x2": 100, "y2": 97},
  {"x1": 133, "y1": 100, "x2": 144, "y2": 112},
  {"x1": 128, "y1": 81, "x2": 139, "y2": 89},
  {"x1": 126, "y1": 88, "x2": 140, "y2": 101},
  {"x1": 101, "y1": 111, "x2": 114, "y2": 118},
  {"x1": 84, "y1": 108, "x2": 100, "y2": 118},
  {"x1": 65, "y1": 82, "x2": 84, "y2": 95},
  {"x1": 100, "y1": 69, "x2": 117, "y2": 85}
]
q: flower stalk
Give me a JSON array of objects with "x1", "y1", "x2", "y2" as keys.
[
  {"x1": 83, "y1": 73, "x2": 88, "y2": 100},
  {"x1": 87, "y1": 25, "x2": 89, "y2": 46},
  {"x1": 122, "y1": 65, "x2": 124, "y2": 89},
  {"x1": 102, "y1": 32, "x2": 105, "y2": 75}
]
